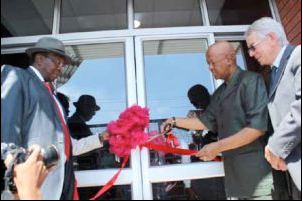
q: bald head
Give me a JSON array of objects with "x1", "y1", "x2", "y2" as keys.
[
  {"x1": 206, "y1": 41, "x2": 237, "y2": 82},
  {"x1": 207, "y1": 41, "x2": 236, "y2": 59}
]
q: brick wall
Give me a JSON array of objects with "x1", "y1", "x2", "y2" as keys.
[{"x1": 275, "y1": 0, "x2": 301, "y2": 45}]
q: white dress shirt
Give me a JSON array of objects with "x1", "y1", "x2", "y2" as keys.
[{"x1": 30, "y1": 66, "x2": 103, "y2": 156}]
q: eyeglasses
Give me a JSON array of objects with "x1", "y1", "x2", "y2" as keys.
[{"x1": 247, "y1": 36, "x2": 267, "y2": 54}]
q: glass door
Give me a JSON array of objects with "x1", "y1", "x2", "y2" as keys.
[
  {"x1": 56, "y1": 37, "x2": 143, "y2": 200},
  {"x1": 135, "y1": 34, "x2": 225, "y2": 200},
  {"x1": 1, "y1": 34, "x2": 225, "y2": 200}
]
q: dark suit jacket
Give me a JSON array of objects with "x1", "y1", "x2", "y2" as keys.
[{"x1": 1, "y1": 65, "x2": 69, "y2": 199}]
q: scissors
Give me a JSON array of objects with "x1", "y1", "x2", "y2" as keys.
[
  {"x1": 162, "y1": 123, "x2": 180, "y2": 147},
  {"x1": 162, "y1": 123, "x2": 173, "y2": 138}
]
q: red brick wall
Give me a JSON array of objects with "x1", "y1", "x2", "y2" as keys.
[{"x1": 275, "y1": 0, "x2": 301, "y2": 45}]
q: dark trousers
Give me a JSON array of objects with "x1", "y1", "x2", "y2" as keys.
[
  {"x1": 272, "y1": 169, "x2": 291, "y2": 200},
  {"x1": 272, "y1": 169, "x2": 301, "y2": 200}
]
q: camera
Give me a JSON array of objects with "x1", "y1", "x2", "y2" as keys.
[
  {"x1": 1, "y1": 143, "x2": 59, "y2": 194},
  {"x1": 1, "y1": 143, "x2": 59, "y2": 169}
]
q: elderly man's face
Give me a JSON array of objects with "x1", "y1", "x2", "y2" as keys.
[
  {"x1": 40, "y1": 53, "x2": 66, "y2": 82},
  {"x1": 206, "y1": 50, "x2": 230, "y2": 80},
  {"x1": 246, "y1": 32, "x2": 273, "y2": 66}
]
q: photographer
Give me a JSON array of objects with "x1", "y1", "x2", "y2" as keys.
[{"x1": 3, "y1": 145, "x2": 49, "y2": 200}]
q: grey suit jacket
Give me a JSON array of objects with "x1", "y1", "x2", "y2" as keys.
[
  {"x1": 1, "y1": 65, "x2": 66, "y2": 199},
  {"x1": 267, "y1": 45, "x2": 301, "y2": 190}
]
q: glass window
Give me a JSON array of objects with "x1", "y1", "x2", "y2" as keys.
[
  {"x1": 60, "y1": 0, "x2": 127, "y2": 33},
  {"x1": 143, "y1": 38, "x2": 213, "y2": 120},
  {"x1": 58, "y1": 43, "x2": 129, "y2": 170},
  {"x1": 142, "y1": 38, "x2": 215, "y2": 166},
  {"x1": 78, "y1": 185, "x2": 131, "y2": 200},
  {"x1": 1, "y1": 0, "x2": 54, "y2": 37},
  {"x1": 206, "y1": 0, "x2": 272, "y2": 25},
  {"x1": 228, "y1": 41, "x2": 248, "y2": 70},
  {"x1": 152, "y1": 178, "x2": 225, "y2": 200},
  {"x1": 134, "y1": 0, "x2": 203, "y2": 28}
]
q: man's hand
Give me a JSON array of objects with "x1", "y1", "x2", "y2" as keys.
[
  {"x1": 264, "y1": 145, "x2": 287, "y2": 171},
  {"x1": 160, "y1": 118, "x2": 174, "y2": 133},
  {"x1": 101, "y1": 131, "x2": 110, "y2": 141},
  {"x1": 195, "y1": 142, "x2": 221, "y2": 161},
  {"x1": 4, "y1": 144, "x2": 49, "y2": 200}
]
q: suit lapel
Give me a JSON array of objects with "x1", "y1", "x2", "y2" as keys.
[
  {"x1": 26, "y1": 67, "x2": 52, "y2": 95},
  {"x1": 269, "y1": 45, "x2": 296, "y2": 99}
]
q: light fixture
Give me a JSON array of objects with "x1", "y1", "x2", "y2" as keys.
[{"x1": 134, "y1": 20, "x2": 141, "y2": 28}]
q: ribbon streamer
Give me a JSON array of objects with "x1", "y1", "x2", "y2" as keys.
[
  {"x1": 89, "y1": 155, "x2": 129, "y2": 200},
  {"x1": 89, "y1": 143, "x2": 222, "y2": 200}
]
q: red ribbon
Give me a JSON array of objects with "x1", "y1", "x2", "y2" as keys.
[
  {"x1": 143, "y1": 142, "x2": 197, "y2": 155},
  {"x1": 166, "y1": 134, "x2": 180, "y2": 147},
  {"x1": 89, "y1": 155, "x2": 129, "y2": 200},
  {"x1": 89, "y1": 143, "x2": 222, "y2": 200},
  {"x1": 143, "y1": 143, "x2": 222, "y2": 162}
]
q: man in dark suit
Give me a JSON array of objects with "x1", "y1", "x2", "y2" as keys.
[
  {"x1": 1, "y1": 37, "x2": 77, "y2": 200},
  {"x1": 246, "y1": 17, "x2": 301, "y2": 199},
  {"x1": 162, "y1": 41, "x2": 273, "y2": 199}
]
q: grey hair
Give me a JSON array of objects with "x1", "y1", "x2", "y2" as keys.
[{"x1": 245, "y1": 17, "x2": 288, "y2": 46}]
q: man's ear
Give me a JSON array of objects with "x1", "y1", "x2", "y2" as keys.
[
  {"x1": 268, "y1": 32, "x2": 279, "y2": 43},
  {"x1": 226, "y1": 53, "x2": 235, "y2": 65},
  {"x1": 33, "y1": 54, "x2": 44, "y2": 65}
]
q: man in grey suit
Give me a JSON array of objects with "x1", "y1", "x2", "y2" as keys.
[
  {"x1": 1, "y1": 37, "x2": 77, "y2": 199},
  {"x1": 246, "y1": 17, "x2": 301, "y2": 199},
  {"x1": 1, "y1": 37, "x2": 110, "y2": 199}
]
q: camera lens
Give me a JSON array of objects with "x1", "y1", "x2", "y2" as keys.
[{"x1": 40, "y1": 145, "x2": 59, "y2": 168}]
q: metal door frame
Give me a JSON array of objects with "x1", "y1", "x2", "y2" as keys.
[{"x1": 134, "y1": 33, "x2": 225, "y2": 200}]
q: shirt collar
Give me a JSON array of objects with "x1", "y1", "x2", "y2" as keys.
[
  {"x1": 29, "y1": 66, "x2": 45, "y2": 82},
  {"x1": 272, "y1": 45, "x2": 287, "y2": 69},
  {"x1": 226, "y1": 67, "x2": 242, "y2": 86}
]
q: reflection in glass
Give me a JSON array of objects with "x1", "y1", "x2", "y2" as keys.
[
  {"x1": 206, "y1": 0, "x2": 272, "y2": 25},
  {"x1": 59, "y1": 43, "x2": 127, "y2": 125},
  {"x1": 143, "y1": 38, "x2": 215, "y2": 166},
  {"x1": 143, "y1": 39, "x2": 213, "y2": 121},
  {"x1": 134, "y1": 0, "x2": 202, "y2": 28},
  {"x1": 152, "y1": 178, "x2": 226, "y2": 200},
  {"x1": 1, "y1": 0, "x2": 54, "y2": 37},
  {"x1": 60, "y1": 0, "x2": 127, "y2": 33},
  {"x1": 58, "y1": 43, "x2": 128, "y2": 170},
  {"x1": 78, "y1": 185, "x2": 131, "y2": 200}
]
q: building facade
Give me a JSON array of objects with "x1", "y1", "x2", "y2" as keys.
[
  {"x1": 1, "y1": 0, "x2": 301, "y2": 200},
  {"x1": 276, "y1": 0, "x2": 301, "y2": 45}
]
